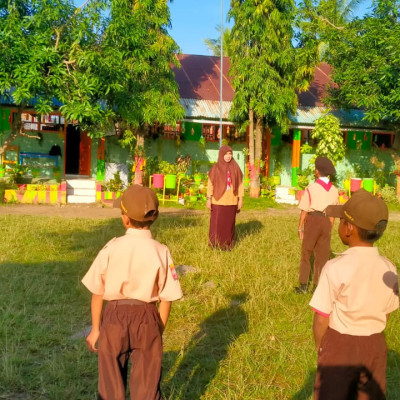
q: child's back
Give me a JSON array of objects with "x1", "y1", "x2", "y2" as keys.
[
  {"x1": 310, "y1": 189, "x2": 399, "y2": 400},
  {"x1": 82, "y1": 185, "x2": 183, "y2": 400}
]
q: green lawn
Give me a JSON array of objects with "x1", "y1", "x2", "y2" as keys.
[{"x1": 0, "y1": 207, "x2": 399, "y2": 399}]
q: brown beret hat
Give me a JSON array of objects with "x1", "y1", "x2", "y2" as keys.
[
  {"x1": 114, "y1": 184, "x2": 159, "y2": 222},
  {"x1": 315, "y1": 156, "x2": 336, "y2": 176},
  {"x1": 325, "y1": 189, "x2": 388, "y2": 231}
]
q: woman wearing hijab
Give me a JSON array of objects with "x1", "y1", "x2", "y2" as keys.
[{"x1": 206, "y1": 145, "x2": 244, "y2": 250}]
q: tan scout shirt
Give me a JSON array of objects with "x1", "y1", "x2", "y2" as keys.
[
  {"x1": 82, "y1": 228, "x2": 183, "y2": 302},
  {"x1": 310, "y1": 247, "x2": 399, "y2": 336},
  {"x1": 207, "y1": 180, "x2": 245, "y2": 206},
  {"x1": 299, "y1": 179, "x2": 339, "y2": 213}
]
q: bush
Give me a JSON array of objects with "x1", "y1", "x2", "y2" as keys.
[{"x1": 378, "y1": 185, "x2": 398, "y2": 205}]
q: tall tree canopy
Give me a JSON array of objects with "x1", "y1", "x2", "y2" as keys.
[
  {"x1": 203, "y1": 25, "x2": 233, "y2": 56},
  {"x1": 0, "y1": 0, "x2": 184, "y2": 152},
  {"x1": 228, "y1": 0, "x2": 317, "y2": 196},
  {"x1": 321, "y1": 0, "x2": 400, "y2": 143}
]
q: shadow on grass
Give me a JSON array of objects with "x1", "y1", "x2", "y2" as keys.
[
  {"x1": 235, "y1": 220, "x2": 263, "y2": 244},
  {"x1": 292, "y1": 350, "x2": 400, "y2": 400},
  {"x1": 163, "y1": 293, "x2": 249, "y2": 400}
]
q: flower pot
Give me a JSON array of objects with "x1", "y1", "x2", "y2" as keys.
[
  {"x1": 165, "y1": 174, "x2": 177, "y2": 189},
  {"x1": 362, "y1": 178, "x2": 374, "y2": 193},
  {"x1": 350, "y1": 178, "x2": 362, "y2": 192},
  {"x1": 152, "y1": 174, "x2": 164, "y2": 189}
]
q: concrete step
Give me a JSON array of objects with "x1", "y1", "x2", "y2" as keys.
[
  {"x1": 276, "y1": 193, "x2": 297, "y2": 201},
  {"x1": 275, "y1": 198, "x2": 299, "y2": 205},
  {"x1": 275, "y1": 185, "x2": 298, "y2": 205},
  {"x1": 67, "y1": 194, "x2": 97, "y2": 204},
  {"x1": 66, "y1": 179, "x2": 96, "y2": 189},
  {"x1": 66, "y1": 179, "x2": 96, "y2": 204}
]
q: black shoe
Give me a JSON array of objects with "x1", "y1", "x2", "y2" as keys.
[{"x1": 293, "y1": 284, "x2": 308, "y2": 294}]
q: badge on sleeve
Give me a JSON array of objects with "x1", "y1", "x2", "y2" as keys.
[{"x1": 169, "y1": 264, "x2": 178, "y2": 280}]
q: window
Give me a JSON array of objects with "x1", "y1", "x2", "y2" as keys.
[
  {"x1": 202, "y1": 124, "x2": 246, "y2": 142},
  {"x1": 15, "y1": 111, "x2": 65, "y2": 133},
  {"x1": 372, "y1": 133, "x2": 393, "y2": 149}
]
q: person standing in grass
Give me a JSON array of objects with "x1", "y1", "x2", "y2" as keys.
[
  {"x1": 310, "y1": 189, "x2": 399, "y2": 399},
  {"x1": 82, "y1": 185, "x2": 183, "y2": 400},
  {"x1": 206, "y1": 145, "x2": 244, "y2": 250},
  {"x1": 294, "y1": 156, "x2": 339, "y2": 293}
]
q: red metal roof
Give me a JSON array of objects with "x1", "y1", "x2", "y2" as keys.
[
  {"x1": 173, "y1": 54, "x2": 332, "y2": 107},
  {"x1": 297, "y1": 63, "x2": 333, "y2": 107},
  {"x1": 173, "y1": 54, "x2": 234, "y2": 101}
]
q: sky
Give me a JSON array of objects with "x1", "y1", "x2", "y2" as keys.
[
  {"x1": 168, "y1": 0, "x2": 373, "y2": 56},
  {"x1": 168, "y1": 0, "x2": 232, "y2": 56}
]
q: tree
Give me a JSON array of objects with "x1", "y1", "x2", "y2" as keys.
[
  {"x1": 321, "y1": 0, "x2": 400, "y2": 146},
  {"x1": 297, "y1": 0, "x2": 363, "y2": 60},
  {"x1": 228, "y1": 0, "x2": 317, "y2": 197},
  {"x1": 312, "y1": 114, "x2": 346, "y2": 162},
  {"x1": 0, "y1": 0, "x2": 184, "y2": 155},
  {"x1": 203, "y1": 25, "x2": 233, "y2": 56}
]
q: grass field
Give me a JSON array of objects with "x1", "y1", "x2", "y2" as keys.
[{"x1": 0, "y1": 205, "x2": 399, "y2": 399}]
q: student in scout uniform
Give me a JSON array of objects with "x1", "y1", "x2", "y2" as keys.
[
  {"x1": 82, "y1": 185, "x2": 183, "y2": 400},
  {"x1": 294, "y1": 156, "x2": 339, "y2": 293},
  {"x1": 310, "y1": 189, "x2": 399, "y2": 399},
  {"x1": 206, "y1": 145, "x2": 244, "y2": 250}
]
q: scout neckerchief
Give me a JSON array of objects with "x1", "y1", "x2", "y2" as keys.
[{"x1": 316, "y1": 178, "x2": 332, "y2": 191}]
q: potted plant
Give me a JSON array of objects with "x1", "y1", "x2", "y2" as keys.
[
  {"x1": 53, "y1": 166, "x2": 62, "y2": 181},
  {"x1": 0, "y1": 164, "x2": 5, "y2": 178},
  {"x1": 271, "y1": 160, "x2": 283, "y2": 186},
  {"x1": 159, "y1": 161, "x2": 177, "y2": 189}
]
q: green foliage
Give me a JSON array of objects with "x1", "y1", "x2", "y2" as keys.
[
  {"x1": 319, "y1": 0, "x2": 400, "y2": 129},
  {"x1": 105, "y1": 171, "x2": 124, "y2": 193},
  {"x1": 175, "y1": 155, "x2": 191, "y2": 176},
  {"x1": 9, "y1": 164, "x2": 27, "y2": 184},
  {"x1": 378, "y1": 185, "x2": 399, "y2": 205},
  {"x1": 0, "y1": 0, "x2": 184, "y2": 142},
  {"x1": 203, "y1": 25, "x2": 232, "y2": 56},
  {"x1": 311, "y1": 114, "x2": 346, "y2": 162},
  {"x1": 229, "y1": 0, "x2": 316, "y2": 130},
  {"x1": 118, "y1": 129, "x2": 137, "y2": 155},
  {"x1": 228, "y1": 0, "x2": 318, "y2": 193},
  {"x1": 296, "y1": 174, "x2": 311, "y2": 189},
  {"x1": 300, "y1": 142, "x2": 313, "y2": 154},
  {"x1": 144, "y1": 156, "x2": 160, "y2": 183},
  {"x1": 158, "y1": 160, "x2": 176, "y2": 175}
]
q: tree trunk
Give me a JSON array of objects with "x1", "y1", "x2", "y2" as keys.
[
  {"x1": 248, "y1": 108, "x2": 259, "y2": 198},
  {"x1": 133, "y1": 127, "x2": 146, "y2": 185},
  {"x1": 0, "y1": 106, "x2": 24, "y2": 155},
  {"x1": 249, "y1": 115, "x2": 263, "y2": 198}
]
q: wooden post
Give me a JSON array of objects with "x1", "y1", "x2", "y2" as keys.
[{"x1": 291, "y1": 129, "x2": 301, "y2": 187}]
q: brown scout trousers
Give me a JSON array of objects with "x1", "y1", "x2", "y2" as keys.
[
  {"x1": 97, "y1": 300, "x2": 163, "y2": 400},
  {"x1": 314, "y1": 328, "x2": 387, "y2": 400},
  {"x1": 299, "y1": 213, "x2": 332, "y2": 285}
]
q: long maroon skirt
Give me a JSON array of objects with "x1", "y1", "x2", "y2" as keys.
[{"x1": 209, "y1": 204, "x2": 238, "y2": 250}]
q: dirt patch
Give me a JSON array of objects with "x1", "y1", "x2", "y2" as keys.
[
  {"x1": 0, "y1": 202, "x2": 399, "y2": 221},
  {"x1": 0, "y1": 203, "x2": 206, "y2": 219}
]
